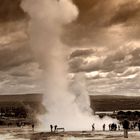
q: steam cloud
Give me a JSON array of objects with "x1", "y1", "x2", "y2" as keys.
[{"x1": 21, "y1": 0, "x2": 117, "y2": 131}]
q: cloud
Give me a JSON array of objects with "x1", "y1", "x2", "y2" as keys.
[
  {"x1": 0, "y1": 62, "x2": 44, "y2": 94},
  {"x1": 109, "y1": 0, "x2": 140, "y2": 26},
  {"x1": 64, "y1": 0, "x2": 140, "y2": 47},
  {"x1": 0, "y1": 41, "x2": 33, "y2": 70},
  {"x1": 87, "y1": 67, "x2": 140, "y2": 96},
  {"x1": 130, "y1": 48, "x2": 140, "y2": 66},
  {"x1": 70, "y1": 49, "x2": 94, "y2": 59},
  {"x1": 0, "y1": 0, "x2": 25, "y2": 22},
  {"x1": 69, "y1": 41, "x2": 140, "y2": 74},
  {"x1": 0, "y1": 0, "x2": 140, "y2": 96},
  {"x1": 69, "y1": 57, "x2": 84, "y2": 73}
]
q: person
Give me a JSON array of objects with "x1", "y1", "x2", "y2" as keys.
[
  {"x1": 92, "y1": 123, "x2": 95, "y2": 131},
  {"x1": 32, "y1": 123, "x2": 35, "y2": 132},
  {"x1": 138, "y1": 120, "x2": 140, "y2": 131},
  {"x1": 122, "y1": 119, "x2": 130, "y2": 138},
  {"x1": 118, "y1": 124, "x2": 120, "y2": 131},
  {"x1": 114, "y1": 123, "x2": 117, "y2": 131},
  {"x1": 50, "y1": 125, "x2": 53, "y2": 132},
  {"x1": 103, "y1": 124, "x2": 105, "y2": 131},
  {"x1": 54, "y1": 125, "x2": 58, "y2": 132},
  {"x1": 130, "y1": 123, "x2": 134, "y2": 130},
  {"x1": 109, "y1": 124, "x2": 111, "y2": 131}
]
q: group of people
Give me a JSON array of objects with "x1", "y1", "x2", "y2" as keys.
[
  {"x1": 92, "y1": 123, "x2": 119, "y2": 132},
  {"x1": 50, "y1": 124, "x2": 58, "y2": 132},
  {"x1": 92, "y1": 119, "x2": 140, "y2": 138},
  {"x1": 108, "y1": 123, "x2": 119, "y2": 131},
  {"x1": 128, "y1": 121, "x2": 140, "y2": 130},
  {"x1": 122, "y1": 119, "x2": 140, "y2": 138}
]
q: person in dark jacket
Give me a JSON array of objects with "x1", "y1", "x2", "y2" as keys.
[
  {"x1": 54, "y1": 125, "x2": 58, "y2": 132},
  {"x1": 92, "y1": 123, "x2": 95, "y2": 131},
  {"x1": 50, "y1": 125, "x2": 53, "y2": 132},
  {"x1": 32, "y1": 123, "x2": 35, "y2": 132},
  {"x1": 103, "y1": 124, "x2": 105, "y2": 131},
  {"x1": 122, "y1": 119, "x2": 130, "y2": 138},
  {"x1": 138, "y1": 120, "x2": 140, "y2": 131}
]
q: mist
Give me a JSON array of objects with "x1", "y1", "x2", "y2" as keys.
[{"x1": 21, "y1": 0, "x2": 117, "y2": 131}]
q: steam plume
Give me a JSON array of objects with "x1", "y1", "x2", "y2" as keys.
[{"x1": 21, "y1": 0, "x2": 117, "y2": 131}]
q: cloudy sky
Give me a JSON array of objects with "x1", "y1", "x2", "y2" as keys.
[{"x1": 0, "y1": 0, "x2": 140, "y2": 96}]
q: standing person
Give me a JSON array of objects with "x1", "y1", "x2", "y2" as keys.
[
  {"x1": 138, "y1": 120, "x2": 140, "y2": 131},
  {"x1": 32, "y1": 123, "x2": 35, "y2": 132},
  {"x1": 109, "y1": 124, "x2": 111, "y2": 131},
  {"x1": 122, "y1": 119, "x2": 130, "y2": 138},
  {"x1": 92, "y1": 123, "x2": 95, "y2": 131},
  {"x1": 118, "y1": 124, "x2": 120, "y2": 131},
  {"x1": 103, "y1": 124, "x2": 105, "y2": 131},
  {"x1": 54, "y1": 125, "x2": 58, "y2": 132},
  {"x1": 114, "y1": 124, "x2": 117, "y2": 131},
  {"x1": 111, "y1": 123, "x2": 114, "y2": 131},
  {"x1": 50, "y1": 125, "x2": 53, "y2": 132}
]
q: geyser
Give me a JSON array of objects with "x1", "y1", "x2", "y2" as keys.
[{"x1": 21, "y1": 0, "x2": 117, "y2": 131}]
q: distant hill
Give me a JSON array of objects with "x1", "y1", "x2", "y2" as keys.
[
  {"x1": 0, "y1": 94, "x2": 44, "y2": 115},
  {"x1": 0, "y1": 94, "x2": 139, "y2": 113},
  {"x1": 0, "y1": 93, "x2": 42, "y2": 102},
  {"x1": 90, "y1": 95, "x2": 140, "y2": 112}
]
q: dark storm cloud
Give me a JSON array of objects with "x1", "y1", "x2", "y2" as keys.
[
  {"x1": 66, "y1": 0, "x2": 140, "y2": 74},
  {"x1": 65, "y1": 0, "x2": 140, "y2": 46},
  {"x1": 69, "y1": 57, "x2": 103, "y2": 73},
  {"x1": 0, "y1": 0, "x2": 25, "y2": 22},
  {"x1": 109, "y1": 0, "x2": 140, "y2": 26},
  {"x1": 102, "y1": 51, "x2": 127, "y2": 72},
  {"x1": 0, "y1": 0, "x2": 140, "y2": 96},
  {"x1": 0, "y1": 0, "x2": 139, "y2": 46},
  {"x1": 73, "y1": 0, "x2": 114, "y2": 27},
  {"x1": 65, "y1": 0, "x2": 116, "y2": 46},
  {"x1": 0, "y1": 41, "x2": 33, "y2": 70},
  {"x1": 70, "y1": 49, "x2": 94, "y2": 59},
  {"x1": 130, "y1": 48, "x2": 140, "y2": 66},
  {"x1": 69, "y1": 48, "x2": 133, "y2": 73},
  {"x1": 69, "y1": 57, "x2": 84, "y2": 73}
]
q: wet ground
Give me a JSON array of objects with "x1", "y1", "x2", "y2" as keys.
[
  {"x1": 0, "y1": 127, "x2": 140, "y2": 140},
  {"x1": 31, "y1": 131, "x2": 140, "y2": 140}
]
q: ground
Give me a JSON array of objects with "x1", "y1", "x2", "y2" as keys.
[{"x1": 0, "y1": 127, "x2": 140, "y2": 140}]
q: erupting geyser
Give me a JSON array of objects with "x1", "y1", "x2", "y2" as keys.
[{"x1": 21, "y1": 0, "x2": 117, "y2": 131}]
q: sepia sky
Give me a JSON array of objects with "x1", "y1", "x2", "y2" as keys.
[{"x1": 0, "y1": 0, "x2": 140, "y2": 96}]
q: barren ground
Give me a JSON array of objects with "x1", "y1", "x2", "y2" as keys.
[{"x1": 0, "y1": 127, "x2": 140, "y2": 140}]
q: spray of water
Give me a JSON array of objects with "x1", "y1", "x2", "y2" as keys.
[{"x1": 21, "y1": 0, "x2": 117, "y2": 131}]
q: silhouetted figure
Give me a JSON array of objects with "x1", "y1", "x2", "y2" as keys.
[
  {"x1": 111, "y1": 123, "x2": 114, "y2": 131},
  {"x1": 92, "y1": 123, "x2": 95, "y2": 131},
  {"x1": 103, "y1": 124, "x2": 105, "y2": 131},
  {"x1": 32, "y1": 124, "x2": 35, "y2": 132},
  {"x1": 109, "y1": 124, "x2": 111, "y2": 131},
  {"x1": 111, "y1": 123, "x2": 117, "y2": 131},
  {"x1": 134, "y1": 122, "x2": 137, "y2": 129},
  {"x1": 50, "y1": 125, "x2": 53, "y2": 132},
  {"x1": 114, "y1": 123, "x2": 117, "y2": 131},
  {"x1": 118, "y1": 124, "x2": 120, "y2": 131},
  {"x1": 8, "y1": 123, "x2": 10, "y2": 127},
  {"x1": 130, "y1": 123, "x2": 134, "y2": 130},
  {"x1": 54, "y1": 125, "x2": 58, "y2": 132},
  {"x1": 123, "y1": 119, "x2": 130, "y2": 138},
  {"x1": 138, "y1": 120, "x2": 140, "y2": 131}
]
